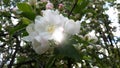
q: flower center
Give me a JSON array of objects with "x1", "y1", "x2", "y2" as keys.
[{"x1": 47, "y1": 25, "x2": 55, "y2": 33}]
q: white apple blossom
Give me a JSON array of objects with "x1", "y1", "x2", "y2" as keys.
[
  {"x1": 34, "y1": 10, "x2": 68, "y2": 41},
  {"x1": 23, "y1": 10, "x2": 67, "y2": 54},
  {"x1": 23, "y1": 9, "x2": 81, "y2": 54}
]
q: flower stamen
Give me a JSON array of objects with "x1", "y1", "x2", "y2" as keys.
[{"x1": 47, "y1": 25, "x2": 55, "y2": 33}]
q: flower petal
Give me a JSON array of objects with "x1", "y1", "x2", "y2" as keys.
[
  {"x1": 64, "y1": 20, "x2": 80, "y2": 35},
  {"x1": 32, "y1": 37, "x2": 50, "y2": 54},
  {"x1": 26, "y1": 23, "x2": 35, "y2": 34}
]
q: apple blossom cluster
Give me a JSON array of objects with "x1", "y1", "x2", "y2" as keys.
[{"x1": 23, "y1": 9, "x2": 80, "y2": 54}]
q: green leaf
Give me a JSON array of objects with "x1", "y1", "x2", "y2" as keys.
[
  {"x1": 2, "y1": 11, "x2": 11, "y2": 17},
  {"x1": 17, "y1": 3, "x2": 33, "y2": 12},
  {"x1": 74, "y1": 0, "x2": 89, "y2": 13},
  {"x1": 78, "y1": 0, "x2": 83, "y2": 4},
  {"x1": 46, "y1": 56, "x2": 56, "y2": 68},
  {"x1": 71, "y1": 0, "x2": 89, "y2": 19},
  {"x1": 21, "y1": 17, "x2": 31, "y2": 25},
  {"x1": 54, "y1": 44, "x2": 81, "y2": 61},
  {"x1": 79, "y1": 0, "x2": 89, "y2": 10},
  {"x1": 17, "y1": 56, "x2": 27, "y2": 63},
  {"x1": 9, "y1": 19, "x2": 27, "y2": 36},
  {"x1": 3, "y1": 0, "x2": 10, "y2": 5},
  {"x1": 21, "y1": 12, "x2": 36, "y2": 20}
]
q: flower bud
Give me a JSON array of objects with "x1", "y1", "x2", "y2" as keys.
[
  {"x1": 88, "y1": 12, "x2": 93, "y2": 17},
  {"x1": 46, "y1": 1, "x2": 54, "y2": 9},
  {"x1": 81, "y1": 49, "x2": 86, "y2": 52},
  {"x1": 58, "y1": 3, "x2": 64, "y2": 10},
  {"x1": 6, "y1": 35, "x2": 9, "y2": 39},
  {"x1": 96, "y1": 45, "x2": 102, "y2": 50},
  {"x1": 87, "y1": 45, "x2": 93, "y2": 49}
]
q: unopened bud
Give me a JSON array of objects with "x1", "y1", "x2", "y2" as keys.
[
  {"x1": 96, "y1": 45, "x2": 102, "y2": 50},
  {"x1": 87, "y1": 45, "x2": 93, "y2": 49},
  {"x1": 81, "y1": 49, "x2": 86, "y2": 52},
  {"x1": 14, "y1": 38, "x2": 17, "y2": 41},
  {"x1": 88, "y1": 13, "x2": 93, "y2": 17},
  {"x1": 58, "y1": 3, "x2": 64, "y2": 10},
  {"x1": 46, "y1": 1, "x2": 54, "y2": 9},
  {"x1": 6, "y1": 35, "x2": 9, "y2": 39}
]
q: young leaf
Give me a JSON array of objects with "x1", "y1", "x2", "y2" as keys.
[
  {"x1": 3, "y1": 0, "x2": 10, "y2": 5},
  {"x1": 9, "y1": 19, "x2": 27, "y2": 36},
  {"x1": 21, "y1": 12, "x2": 36, "y2": 20},
  {"x1": 45, "y1": 56, "x2": 56, "y2": 68},
  {"x1": 21, "y1": 17, "x2": 31, "y2": 25},
  {"x1": 17, "y1": 3, "x2": 33, "y2": 12}
]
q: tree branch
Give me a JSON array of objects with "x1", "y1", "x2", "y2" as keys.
[
  {"x1": 67, "y1": 58, "x2": 72, "y2": 68},
  {"x1": 8, "y1": 37, "x2": 20, "y2": 68}
]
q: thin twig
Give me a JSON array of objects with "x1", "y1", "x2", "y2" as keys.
[
  {"x1": 13, "y1": 60, "x2": 36, "y2": 68},
  {"x1": 68, "y1": 0, "x2": 78, "y2": 18}
]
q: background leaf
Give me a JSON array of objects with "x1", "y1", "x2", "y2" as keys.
[
  {"x1": 17, "y1": 3, "x2": 33, "y2": 12},
  {"x1": 54, "y1": 44, "x2": 81, "y2": 61}
]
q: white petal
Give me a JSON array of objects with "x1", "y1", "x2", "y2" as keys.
[
  {"x1": 64, "y1": 20, "x2": 80, "y2": 35},
  {"x1": 74, "y1": 21, "x2": 80, "y2": 34},
  {"x1": 32, "y1": 37, "x2": 50, "y2": 54},
  {"x1": 26, "y1": 23, "x2": 34, "y2": 34},
  {"x1": 52, "y1": 27, "x2": 64, "y2": 43},
  {"x1": 22, "y1": 36, "x2": 32, "y2": 41},
  {"x1": 34, "y1": 16, "x2": 46, "y2": 32}
]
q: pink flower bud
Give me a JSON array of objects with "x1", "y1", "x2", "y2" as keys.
[
  {"x1": 58, "y1": 3, "x2": 64, "y2": 9},
  {"x1": 46, "y1": 2, "x2": 54, "y2": 9},
  {"x1": 12, "y1": 7, "x2": 18, "y2": 12}
]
